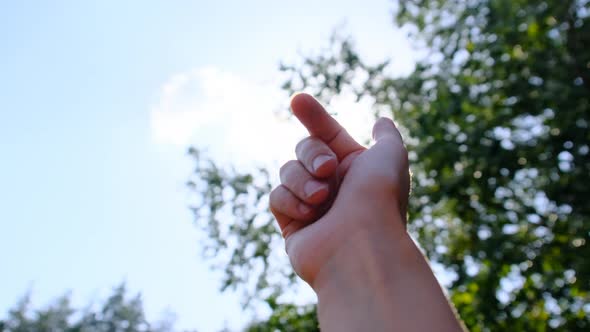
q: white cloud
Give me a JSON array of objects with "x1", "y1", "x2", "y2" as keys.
[
  {"x1": 151, "y1": 67, "x2": 297, "y2": 166},
  {"x1": 150, "y1": 66, "x2": 382, "y2": 169}
]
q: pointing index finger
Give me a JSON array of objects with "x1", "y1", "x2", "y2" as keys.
[{"x1": 290, "y1": 93, "x2": 364, "y2": 160}]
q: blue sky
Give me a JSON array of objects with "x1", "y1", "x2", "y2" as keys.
[{"x1": 0, "y1": 1, "x2": 414, "y2": 330}]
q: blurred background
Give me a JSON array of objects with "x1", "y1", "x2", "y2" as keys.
[{"x1": 1, "y1": 0, "x2": 588, "y2": 331}]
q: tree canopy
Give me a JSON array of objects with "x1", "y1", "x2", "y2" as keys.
[
  {"x1": 0, "y1": 285, "x2": 176, "y2": 332},
  {"x1": 188, "y1": 0, "x2": 590, "y2": 331}
]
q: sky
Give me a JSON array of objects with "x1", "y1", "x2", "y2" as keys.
[{"x1": 0, "y1": 1, "x2": 415, "y2": 330}]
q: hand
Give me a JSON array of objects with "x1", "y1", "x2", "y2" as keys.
[
  {"x1": 269, "y1": 93, "x2": 410, "y2": 286},
  {"x1": 270, "y1": 93, "x2": 464, "y2": 331}
]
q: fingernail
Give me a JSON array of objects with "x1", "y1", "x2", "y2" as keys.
[
  {"x1": 304, "y1": 180, "x2": 325, "y2": 197},
  {"x1": 312, "y1": 155, "x2": 333, "y2": 172},
  {"x1": 298, "y1": 203, "x2": 311, "y2": 215}
]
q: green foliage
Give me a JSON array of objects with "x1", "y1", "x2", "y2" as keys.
[
  {"x1": 188, "y1": 0, "x2": 590, "y2": 330},
  {"x1": 186, "y1": 147, "x2": 296, "y2": 306},
  {"x1": 245, "y1": 298, "x2": 318, "y2": 332},
  {"x1": 0, "y1": 284, "x2": 175, "y2": 332}
]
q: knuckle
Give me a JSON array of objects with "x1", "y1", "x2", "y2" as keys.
[
  {"x1": 279, "y1": 160, "x2": 299, "y2": 176},
  {"x1": 269, "y1": 204, "x2": 278, "y2": 217},
  {"x1": 269, "y1": 196, "x2": 279, "y2": 214},
  {"x1": 269, "y1": 186, "x2": 281, "y2": 204},
  {"x1": 295, "y1": 137, "x2": 313, "y2": 155},
  {"x1": 269, "y1": 188, "x2": 286, "y2": 212}
]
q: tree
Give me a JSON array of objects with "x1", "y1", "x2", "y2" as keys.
[
  {"x1": 188, "y1": 0, "x2": 589, "y2": 330},
  {"x1": 244, "y1": 299, "x2": 318, "y2": 332},
  {"x1": 0, "y1": 284, "x2": 176, "y2": 332}
]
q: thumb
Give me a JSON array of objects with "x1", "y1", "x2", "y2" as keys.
[
  {"x1": 372, "y1": 117, "x2": 403, "y2": 143},
  {"x1": 370, "y1": 117, "x2": 410, "y2": 222}
]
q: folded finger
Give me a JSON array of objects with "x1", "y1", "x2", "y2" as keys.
[
  {"x1": 279, "y1": 160, "x2": 330, "y2": 205},
  {"x1": 295, "y1": 136, "x2": 338, "y2": 178},
  {"x1": 269, "y1": 185, "x2": 315, "y2": 222}
]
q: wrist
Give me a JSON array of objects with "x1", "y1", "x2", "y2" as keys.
[
  {"x1": 311, "y1": 226, "x2": 416, "y2": 294},
  {"x1": 310, "y1": 202, "x2": 411, "y2": 291},
  {"x1": 309, "y1": 218, "x2": 464, "y2": 332},
  {"x1": 311, "y1": 228, "x2": 420, "y2": 331}
]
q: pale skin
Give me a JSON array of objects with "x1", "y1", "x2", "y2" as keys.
[{"x1": 269, "y1": 93, "x2": 466, "y2": 331}]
